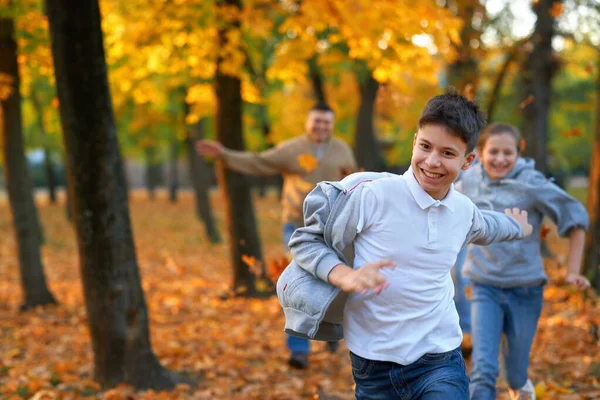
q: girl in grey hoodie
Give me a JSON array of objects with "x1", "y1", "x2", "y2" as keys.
[{"x1": 457, "y1": 123, "x2": 590, "y2": 400}]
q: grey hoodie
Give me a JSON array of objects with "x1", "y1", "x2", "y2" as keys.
[
  {"x1": 277, "y1": 170, "x2": 526, "y2": 341},
  {"x1": 458, "y1": 158, "x2": 589, "y2": 288}
]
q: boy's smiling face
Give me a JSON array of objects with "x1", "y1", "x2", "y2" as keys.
[{"x1": 411, "y1": 124, "x2": 476, "y2": 200}]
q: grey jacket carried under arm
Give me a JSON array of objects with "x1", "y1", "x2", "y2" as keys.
[{"x1": 276, "y1": 171, "x2": 525, "y2": 341}]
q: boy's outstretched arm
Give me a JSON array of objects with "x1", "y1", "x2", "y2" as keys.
[{"x1": 467, "y1": 205, "x2": 532, "y2": 246}]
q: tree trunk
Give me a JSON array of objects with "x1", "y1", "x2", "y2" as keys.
[
  {"x1": 185, "y1": 116, "x2": 221, "y2": 243},
  {"x1": 168, "y1": 137, "x2": 178, "y2": 203},
  {"x1": 46, "y1": 0, "x2": 188, "y2": 389},
  {"x1": 487, "y1": 47, "x2": 520, "y2": 122},
  {"x1": 144, "y1": 146, "x2": 160, "y2": 200},
  {"x1": 354, "y1": 74, "x2": 385, "y2": 171},
  {"x1": 520, "y1": 0, "x2": 562, "y2": 175},
  {"x1": 44, "y1": 146, "x2": 57, "y2": 203},
  {"x1": 309, "y1": 58, "x2": 327, "y2": 103},
  {"x1": 446, "y1": 0, "x2": 479, "y2": 95},
  {"x1": 31, "y1": 93, "x2": 58, "y2": 203},
  {"x1": 584, "y1": 52, "x2": 600, "y2": 290},
  {"x1": 64, "y1": 156, "x2": 73, "y2": 222},
  {"x1": 0, "y1": 15, "x2": 57, "y2": 310},
  {"x1": 216, "y1": 0, "x2": 268, "y2": 297}
]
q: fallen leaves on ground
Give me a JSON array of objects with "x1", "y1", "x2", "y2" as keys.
[{"x1": 0, "y1": 190, "x2": 599, "y2": 399}]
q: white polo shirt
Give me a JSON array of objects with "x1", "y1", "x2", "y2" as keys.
[{"x1": 344, "y1": 168, "x2": 476, "y2": 365}]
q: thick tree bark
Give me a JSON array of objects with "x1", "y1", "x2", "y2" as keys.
[
  {"x1": 168, "y1": 137, "x2": 178, "y2": 203},
  {"x1": 216, "y1": 0, "x2": 267, "y2": 297},
  {"x1": 520, "y1": 0, "x2": 562, "y2": 175},
  {"x1": 0, "y1": 15, "x2": 57, "y2": 310},
  {"x1": 584, "y1": 52, "x2": 600, "y2": 290},
  {"x1": 354, "y1": 74, "x2": 385, "y2": 172},
  {"x1": 46, "y1": 0, "x2": 188, "y2": 389},
  {"x1": 185, "y1": 116, "x2": 221, "y2": 243},
  {"x1": 64, "y1": 156, "x2": 73, "y2": 222}
]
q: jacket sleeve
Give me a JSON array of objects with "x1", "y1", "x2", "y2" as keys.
[
  {"x1": 221, "y1": 144, "x2": 289, "y2": 176},
  {"x1": 288, "y1": 183, "x2": 346, "y2": 282},
  {"x1": 467, "y1": 205, "x2": 525, "y2": 246},
  {"x1": 528, "y1": 172, "x2": 589, "y2": 236}
]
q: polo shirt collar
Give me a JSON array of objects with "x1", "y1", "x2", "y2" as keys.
[{"x1": 404, "y1": 167, "x2": 458, "y2": 213}]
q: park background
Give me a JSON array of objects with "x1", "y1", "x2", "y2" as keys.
[{"x1": 1, "y1": 0, "x2": 600, "y2": 399}]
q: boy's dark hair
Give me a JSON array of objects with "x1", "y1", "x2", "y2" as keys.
[
  {"x1": 477, "y1": 123, "x2": 522, "y2": 153},
  {"x1": 310, "y1": 102, "x2": 334, "y2": 114},
  {"x1": 418, "y1": 88, "x2": 487, "y2": 153}
]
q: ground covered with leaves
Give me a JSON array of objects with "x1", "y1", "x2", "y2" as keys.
[{"x1": 1, "y1": 190, "x2": 599, "y2": 399}]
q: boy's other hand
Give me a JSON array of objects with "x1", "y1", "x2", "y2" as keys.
[
  {"x1": 196, "y1": 139, "x2": 224, "y2": 158},
  {"x1": 566, "y1": 273, "x2": 591, "y2": 291},
  {"x1": 504, "y1": 207, "x2": 533, "y2": 238},
  {"x1": 329, "y1": 260, "x2": 396, "y2": 294}
]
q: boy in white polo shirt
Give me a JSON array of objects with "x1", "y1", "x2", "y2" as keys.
[{"x1": 284, "y1": 92, "x2": 533, "y2": 399}]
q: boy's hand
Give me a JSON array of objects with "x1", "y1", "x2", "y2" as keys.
[
  {"x1": 566, "y1": 273, "x2": 591, "y2": 291},
  {"x1": 328, "y1": 260, "x2": 396, "y2": 294},
  {"x1": 504, "y1": 208, "x2": 533, "y2": 238}
]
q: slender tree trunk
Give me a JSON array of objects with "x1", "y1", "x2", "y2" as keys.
[
  {"x1": 144, "y1": 146, "x2": 160, "y2": 200},
  {"x1": 487, "y1": 47, "x2": 520, "y2": 122},
  {"x1": 46, "y1": 0, "x2": 188, "y2": 389},
  {"x1": 584, "y1": 53, "x2": 600, "y2": 290},
  {"x1": 31, "y1": 93, "x2": 58, "y2": 203},
  {"x1": 43, "y1": 146, "x2": 57, "y2": 203},
  {"x1": 446, "y1": 0, "x2": 479, "y2": 95},
  {"x1": 216, "y1": 0, "x2": 268, "y2": 297},
  {"x1": 168, "y1": 137, "x2": 178, "y2": 203},
  {"x1": 520, "y1": 0, "x2": 562, "y2": 175},
  {"x1": 0, "y1": 15, "x2": 57, "y2": 310},
  {"x1": 309, "y1": 58, "x2": 327, "y2": 103},
  {"x1": 354, "y1": 74, "x2": 384, "y2": 171},
  {"x1": 185, "y1": 116, "x2": 221, "y2": 243}
]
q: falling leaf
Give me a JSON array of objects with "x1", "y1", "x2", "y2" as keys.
[
  {"x1": 540, "y1": 225, "x2": 551, "y2": 240},
  {"x1": 562, "y1": 127, "x2": 582, "y2": 138},
  {"x1": 297, "y1": 153, "x2": 319, "y2": 173},
  {"x1": 241, "y1": 254, "x2": 263, "y2": 276},
  {"x1": 462, "y1": 83, "x2": 475, "y2": 101},
  {"x1": 520, "y1": 138, "x2": 527, "y2": 152},
  {"x1": 520, "y1": 94, "x2": 535, "y2": 109},
  {"x1": 165, "y1": 255, "x2": 184, "y2": 276},
  {"x1": 585, "y1": 62, "x2": 594, "y2": 74},
  {"x1": 548, "y1": 2, "x2": 564, "y2": 18}
]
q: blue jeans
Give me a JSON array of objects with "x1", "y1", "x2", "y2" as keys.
[
  {"x1": 283, "y1": 223, "x2": 311, "y2": 354},
  {"x1": 469, "y1": 282, "x2": 543, "y2": 400},
  {"x1": 350, "y1": 349, "x2": 469, "y2": 399},
  {"x1": 451, "y1": 248, "x2": 471, "y2": 333}
]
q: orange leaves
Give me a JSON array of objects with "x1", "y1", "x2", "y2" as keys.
[
  {"x1": 3, "y1": 193, "x2": 600, "y2": 399},
  {"x1": 297, "y1": 153, "x2": 319, "y2": 173}
]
